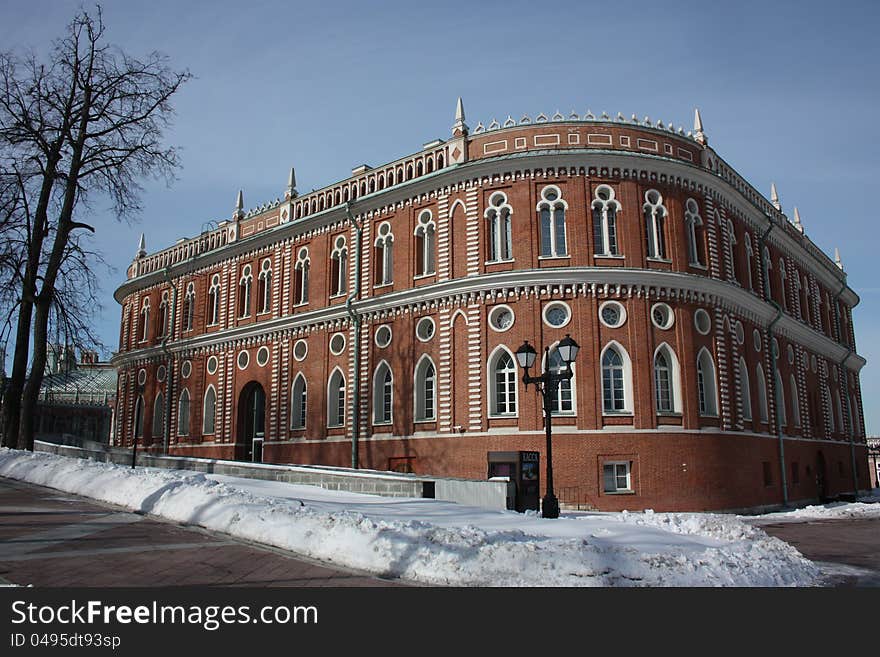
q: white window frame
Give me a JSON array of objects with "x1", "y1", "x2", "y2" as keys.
[
  {"x1": 603, "y1": 461, "x2": 633, "y2": 494},
  {"x1": 414, "y1": 210, "x2": 436, "y2": 277},
  {"x1": 372, "y1": 361, "x2": 393, "y2": 425},
  {"x1": 591, "y1": 185, "x2": 622, "y2": 257},
  {"x1": 600, "y1": 341, "x2": 633, "y2": 416},
  {"x1": 537, "y1": 185, "x2": 568, "y2": 259},
  {"x1": 487, "y1": 345, "x2": 518, "y2": 418},
  {"x1": 484, "y1": 192, "x2": 513, "y2": 264},
  {"x1": 414, "y1": 355, "x2": 437, "y2": 422}
]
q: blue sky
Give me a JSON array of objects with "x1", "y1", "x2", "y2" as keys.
[{"x1": 1, "y1": 0, "x2": 878, "y2": 432}]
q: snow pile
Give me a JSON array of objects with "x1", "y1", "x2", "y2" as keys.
[
  {"x1": 747, "y1": 491, "x2": 880, "y2": 523},
  {"x1": 0, "y1": 449, "x2": 821, "y2": 587}
]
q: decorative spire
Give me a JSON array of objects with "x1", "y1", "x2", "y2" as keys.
[
  {"x1": 835, "y1": 247, "x2": 843, "y2": 270},
  {"x1": 452, "y1": 96, "x2": 468, "y2": 137},
  {"x1": 793, "y1": 206, "x2": 804, "y2": 232},
  {"x1": 234, "y1": 190, "x2": 244, "y2": 220},
  {"x1": 693, "y1": 108, "x2": 707, "y2": 145},
  {"x1": 286, "y1": 167, "x2": 297, "y2": 198},
  {"x1": 135, "y1": 233, "x2": 146, "y2": 259},
  {"x1": 770, "y1": 183, "x2": 781, "y2": 210}
]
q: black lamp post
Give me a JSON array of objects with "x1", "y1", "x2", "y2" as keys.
[{"x1": 515, "y1": 333, "x2": 580, "y2": 519}]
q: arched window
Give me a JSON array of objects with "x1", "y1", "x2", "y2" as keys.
[
  {"x1": 537, "y1": 186, "x2": 567, "y2": 258},
  {"x1": 726, "y1": 220, "x2": 738, "y2": 283},
  {"x1": 643, "y1": 189, "x2": 668, "y2": 259},
  {"x1": 744, "y1": 235, "x2": 754, "y2": 291},
  {"x1": 485, "y1": 192, "x2": 513, "y2": 262},
  {"x1": 684, "y1": 198, "x2": 704, "y2": 266},
  {"x1": 293, "y1": 247, "x2": 309, "y2": 305},
  {"x1": 208, "y1": 274, "x2": 220, "y2": 326},
  {"x1": 414, "y1": 210, "x2": 436, "y2": 276},
  {"x1": 489, "y1": 347, "x2": 518, "y2": 416},
  {"x1": 327, "y1": 368, "x2": 346, "y2": 427},
  {"x1": 177, "y1": 388, "x2": 190, "y2": 436},
  {"x1": 374, "y1": 222, "x2": 394, "y2": 285},
  {"x1": 258, "y1": 258, "x2": 272, "y2": 314},
  {"x1": 158, "y1": 291, "x2": 169, "y2": 338},
  {"x1": 134, "y1": 395, "x2": 145, "y2": 439},
  {"x1": 139, "y1": 298, "x2": 150, "y2": 342},
  {"x1": 696, "y1": 348, "x2": 718, "y2": 416},
  {"x1": 372, "y1": 362, "x2": 393, "y2": 424},
  {"x1": 183, "y1": 283, "x2": 195, "y2": 331},
  {"x1": 203, "y1": 386, "x2": 216, "y2": 434},
  {"x1": 591, "y1": 185, "x2": 621, "y2": 256},
  {"x1": 756, "y1": 365, "x2": 768, "y2": 423},
  {"x1": 834, "y1": 389, "x2": 845, "y2": 434},
  {"x1": 330, "y1": 236, "x2": 348, "y2": 297},
  {"x1": 779, "y1": 259, "x2": 788, "y2": 311},
  {"x1": 602, "y1": 343, "x2": 631, "y2": 414},
  {"x1": 790, "y1": 374, "x2": 801, "y2": 427},
  {"x1": 739, "y1": 357, "x2": 752, "y2": 421},
  {"x1": 238, "y1": 265, "x2": 252, "y2": 317},
  {"x1": 775, "y1": 369, "x2": 786, "y2": 428},
  {"x1": 653, "y1": 347, "x2": 677, "y2": 413},
  {"x1": 290, "y1": 374, "x2": 306, "y2": 430},
  {"x1": 152, "y1": 393, "x2": 165, "y2": 438},
  {"x1": 547, "y1": 346, "x2": 574, "y2": 415},
  {"x1": 414, "y1": 356, "x2": 436, "y2": 421}
]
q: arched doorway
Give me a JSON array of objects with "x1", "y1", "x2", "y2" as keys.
[
  {"x1": 237, "y1": 381, "x2": 265, "y2": 462},
  {"x1": 815, "y1": 451, "x2": 827, "y2": 503}
]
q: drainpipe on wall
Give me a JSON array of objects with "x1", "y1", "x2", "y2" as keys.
[
  {"x1": 344, "y1": 202, "x2": 364, "y2": 469},
  {"x1": 161, "y1": 267, "x2": 178, "y2": 455},
  {"x1": 758, "y1": 216, "x2": 788, "y2": 506},
  {"x1": 832, "y1": 280, "x2": 861, "y2": 498}
]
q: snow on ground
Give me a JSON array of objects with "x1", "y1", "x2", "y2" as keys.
[
  {"x1": 0, "y1": 448, "x2": 823, "y2": 587},
  {"x1": 745, "y1": 489, "x2": 880, "y2": 525}
]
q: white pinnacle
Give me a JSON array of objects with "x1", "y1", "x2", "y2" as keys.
[
  {"x1": 455, "y1": 96, "x2": 464, "y2": 123},
  {"x1": 694, "y1": 107, "x2": 703, "y2": 133},
  {"x1": 287, "y1": 167, "x2": 297, "y2": 196},
  {"x1": 770, "y1": 183, "x2": 781, "y2": 210},
  {"x1": 136, "y1": 233, "x2": 146, "y2": 258},
  {"x1": 793, "y1": 206, "x2": 804, "y2": 231},
  {"x1": 835, "y1": 247, "x2": 843, "y2": 270}
]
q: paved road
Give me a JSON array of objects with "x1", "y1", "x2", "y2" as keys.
[
  {"x1": 0, "y1": 476, "x2": 402, "y2": 587},
  {"x1": 753, "y1": 517, "x2": 880, "y2": 587}
]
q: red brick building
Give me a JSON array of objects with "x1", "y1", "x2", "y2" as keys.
[{"x1": 111, "y1": 101, "x2": 869, "y2": 512}]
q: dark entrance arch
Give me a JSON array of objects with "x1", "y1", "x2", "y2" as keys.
[
  {"x1": 237, "y1": 381, "x2": 266, "y2": 462},
  {"x1": 815, "y1": 451, "x2": 828, "y2": 503}
]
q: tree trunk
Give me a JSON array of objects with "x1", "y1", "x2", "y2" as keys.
[
  {"x1": 1, "y1": 300, "x2": 33, "y2": 448},
  {"x1": 19, "y1": 297, "x2": 51, "y2": 451}
]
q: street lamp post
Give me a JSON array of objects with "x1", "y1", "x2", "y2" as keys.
[{"x1": 515, "y1": 334, "x2": 580, "y2": 519}]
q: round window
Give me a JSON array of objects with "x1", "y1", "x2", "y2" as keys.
[
  {"x1": 237, "y1": 351, "x2": 249, "y2": 370},
  {"x1": 753, "y1": 329, "x2": 762, "y2": 352},
  {"x1": 156, "y1": 365, "x2": 166, "y2": 383},
  {"x1": 489, "y1": 305, "x2": 515, "y2": 332},
  {"x1": 650, "y1": 303, "x2": 673, "y2": 330},
  {"x1": 416, "y1": 317, "x2": 435, "y2": 341},
  {"x1": 375, "y1": 325, "x2": 392, "y2": 348},
  {"x1": 329, "y1": 333, "x2": 346, "y2": 355},
  {"x1": 256, "y1": 346, "x2": 270, "y2": 366},
  {"x1": 181, "y1": 360, "x2": 192, "y2": 379},
  {"x1": 598, "y1": 301, "x2": 625, "y2": 329},
  {"x1": 207, "y1": 356, "x2": 218, "y2": 375},
  {"x1": 137, "y1": 369, "x2": 147, "y2": 386},
  {"x1": 293, "y1": 339, "x2": 308, "y2": 361},
  {"x1": 694, "y1": 309, "x2": 711, "y2": 335},
  {"x1": 545, "y1": 302, "x2": 572, "y2": 328}
]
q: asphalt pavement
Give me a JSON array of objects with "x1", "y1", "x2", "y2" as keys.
[{"x1": 0, "y1": 476, "x2": 402, "y2": 587}]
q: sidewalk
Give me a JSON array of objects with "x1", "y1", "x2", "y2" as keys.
[{"x1": 0, "y1": 476, "x2": 402, "y2": 587}]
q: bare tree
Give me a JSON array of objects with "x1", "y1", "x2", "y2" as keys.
[{"x1": 0, "y1": 6, "x2": 190, "y2": 449}]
